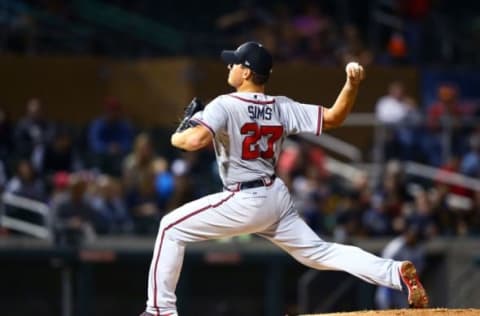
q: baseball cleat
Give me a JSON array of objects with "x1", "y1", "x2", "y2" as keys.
[
  {"x1": 399, "y1": 261, "x2": 429, "y2": 308},
  {"x1": 139, "y1": 313, "x2": 154, "y2": 316}
]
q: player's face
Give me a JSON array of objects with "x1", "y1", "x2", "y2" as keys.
[{"x1": 227, "y1": 64, "x2": 248, "y2": 88}]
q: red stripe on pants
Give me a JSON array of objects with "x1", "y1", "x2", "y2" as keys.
[{"x1": 152, "y1": 192, "x2": 235, "y2": 315}]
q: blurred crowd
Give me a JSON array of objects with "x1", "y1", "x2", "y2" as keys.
[
  {"x1": 0, "y1": 96, "x2": 219, "y2": 244},
  {"x1": 376, "y1": 81, "x2": 480, "y2": 167},
  {"x1": 279, "y1": 142, "x2": 480, "y2": 244},
  {"x1": 0, "y1": 84, "x2": 479, "y2": 246},
  {"x1": 4, "y1": 0, "x2": 480, "y2": 66}
]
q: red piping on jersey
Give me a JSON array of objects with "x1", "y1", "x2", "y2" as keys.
[
  {"x1": 191, "y1": 118, "x2": 215, "y2": 136},
  {"x1": 316, "y1": 106, "x2": 323, "y2": 136},
  {"x1": 228, "y1": 94, "x2": 275, "y2": 105},
  {"x1": 152, "y1": 192, "x2": 235, "y2": 315}
]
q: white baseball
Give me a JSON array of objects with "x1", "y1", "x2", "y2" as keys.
[{"x1": 346, "y1": 62, "x2": 360, "y2": 72}]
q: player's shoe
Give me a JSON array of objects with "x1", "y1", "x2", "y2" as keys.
[
  {"x1": 139, "y1": 312, "x2": 154, "y2": 316},
  {"x1": 399, "y1": 261, "x2": 429, "y2": 308}
]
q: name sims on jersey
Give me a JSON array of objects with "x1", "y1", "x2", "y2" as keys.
[{"x1": 248, "y1": 105, "x2": 272, "y2": 120}]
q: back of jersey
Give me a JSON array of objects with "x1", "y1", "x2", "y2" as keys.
[{"x1": 192, "y1": 92, "x2": 323, "y2": 187}]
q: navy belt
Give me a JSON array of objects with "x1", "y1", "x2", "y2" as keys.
[{"x1": 226, "y1": 175, "x2": 276, "y2": 191}]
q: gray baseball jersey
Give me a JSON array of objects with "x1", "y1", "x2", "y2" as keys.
[{"x1": 192, "y1": 92, "x2": 323, "y2": 187}]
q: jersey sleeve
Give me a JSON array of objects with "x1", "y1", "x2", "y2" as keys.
[
  {"x1": 190, "y1": 96, "x2": 228, "y2": 135},
  {"x1": 277, "y1": 96, "x2": 324, "y2": 136}
]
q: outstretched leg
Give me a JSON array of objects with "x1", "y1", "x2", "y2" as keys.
[
  {"x1": 144, "y1": 189, "x2": 279, "y2": 315},
  {"x1": 258, "y1": 208, "x2": 428, "y2": 307}
]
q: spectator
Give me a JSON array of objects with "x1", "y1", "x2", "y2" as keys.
[
  {"x1": 54, "y1": 174, "x2": 108, "y2": 245},
  {"x1": 123, "y1": 133, "x2": 155, "y2": 192},
  {"x1": 429, "y1": 175, "x2": 454, "y2": 235},
  {"x1": 375, "y1": 81, "x2": 410, "y2": 125},
  {"x1": 398, "y1": 0, "x2": 431, "y2": 64},
  {"x1": 87, "y1": 97, "x2": 134, "y2": 176},
  {"x1": 49, "y1": 171, "x2": 70, "y2": 209},
  {"x1": 40, "y1": 126, "x2": 82, "y2": 176},
  {"x1": 370, "y1": 0, "x2": 408, "y2": 65},
  {"x1": 427, "y1": 84, "x2": 469, "y2": 131},
  {"x1": 334, "y1": 189, "x2": 366, "y2": 242},
  {"x1": 362, "y1": 196, "x2": 393, "y2": 236},
  {"x1": 91, "y1": 175, "x2": 132, "y2": 234},
  {"x1": 364, "y1": 161, "x2": 408, "y2": 236},
  {"x1": 460, "y1": 133, "x2": 480, "y2": 178},
  {"x1": 271, "y1": 141, "x2": 331, "y2": 235},
  {"x1": 153, "y1": 157, "x2": 175, "y2": 211},
  {"x1": 424, "y1": 83, "x2": 473, "y2": 166},
  {"x1": 375, "y1": 82, "x2": 422, "y2": 160},
  {"x1": 374, "y1": 160, "x2": 409, "y2": 221},
  {"x1": 5, "y1": 159, "x2": 46, "y2": 201},
  {"x1": 295, "y1": 164, "x2": 328, "y2": 235},
  {"x1": 125, "y1": 170, "x2": 163, "y2": 235},
  {"x1": 437, "y1": 156, "x2": 471, "y2": 198},
  {"x1": 168, "y1": 151, "x2": 199, "y2": 209},
  {"x1": 375, "y1": 225, "x2": 426, "y2": 308},
  {"x1": 13, "y1": 98, "x2": 54, "y2": 163},
  {"x1": 395, "y1": 97, "x2": 424, "y2": 161},
  {"x1": 405, "y1": 189, "x2": 438, "y2": 240},
  {"x1": 386, "y1": 32, "x2": 409, "y2": 65},
  {"x1": 122, "y1": 133, "x2": 162, "y2": 234},
  {"x1": 431, "y1": 156, "x2": 474, "y2": 235},
  {"x1": 350, "y1": 170, "x2": 372, "y2": 211}
]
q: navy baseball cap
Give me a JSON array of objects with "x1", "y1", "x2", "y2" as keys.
[{"x1": 221, "y1": 42, "x2": 273, "y2": 76}]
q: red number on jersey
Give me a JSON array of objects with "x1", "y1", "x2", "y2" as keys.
[
  {"x1": 241, "y1": 123, "x2": 284, "y2": 160},
  {"x1": 260, "y1": 125, "x2": 284, "y2": 159},
  {"x1": 240, "y1": 123, "x2": 261, "y2": 160}
]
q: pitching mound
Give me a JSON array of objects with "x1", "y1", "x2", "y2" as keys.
[{"x1": 301, "y1": 308, "x2": 480, "y2": 316}]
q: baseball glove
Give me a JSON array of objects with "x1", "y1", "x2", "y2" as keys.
[{"x1": 175, "y1": 97, "x2": 204, "y2": 133}]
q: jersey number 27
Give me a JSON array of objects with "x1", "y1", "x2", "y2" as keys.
[{"x1": 241, "y1": 123, "x2": 283, "y2": 160}]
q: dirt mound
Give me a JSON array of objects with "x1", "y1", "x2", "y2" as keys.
[{"x1": 301, "y1": 308, "x2": 480, "y2": 316}]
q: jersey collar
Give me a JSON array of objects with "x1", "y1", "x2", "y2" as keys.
[{"x1": 228, "y1": 93, "x2": 275, "y2": 105}]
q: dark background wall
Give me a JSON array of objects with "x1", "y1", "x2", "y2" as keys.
[
  {"x1": 0, "y1": 237, "x2": 464, "y2": 316},
  {"x1": 0, "y1": 55, "x2": 419, "y2": 126}
]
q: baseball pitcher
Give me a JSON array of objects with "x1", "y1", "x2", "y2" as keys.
[{"x1": 140, "y1": 42, "x2": 428, "y2": 316}]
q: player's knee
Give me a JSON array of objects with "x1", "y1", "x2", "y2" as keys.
[
  {"x1": 158, "y1": 212, "x2": 175, "y2": 232},
  {"x1": 292, "y1": 253, "x2": 320, "y2": 269}
]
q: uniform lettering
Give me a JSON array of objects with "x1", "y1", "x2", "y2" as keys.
[
  {"x1": 248, "y1": 106, "x2": 255, "y2": 119},
  {"x1": 247, "y1": 105, "x2": 272, "y2": 120},
  {"x1": 241, "y1": 123, "x2": 283, "y2": 160}
]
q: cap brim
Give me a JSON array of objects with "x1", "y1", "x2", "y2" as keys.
[{"x1": 221, "y1": 50, "x2": 240, "y2": 64}]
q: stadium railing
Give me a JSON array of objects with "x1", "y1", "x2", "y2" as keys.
[{"x1": 0, "y1": 192, "x2": 53, "y2": 241}]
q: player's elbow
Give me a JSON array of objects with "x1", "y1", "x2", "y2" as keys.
[
  {"x1": 171, "y1": 126, "x2": 212, "y2": 151},
  {"x1": 171, "y1": 133, "x2": 205, "y2": 151},
  {"x1": 170, "y1": 133, "x2": 191, "y2": 150},
  {"x1": 170, "y1": 133, "x2": 182, "y2": 148},
  {"x1": 184, "y1": 135, "x2": 207, "y2": 151}
]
